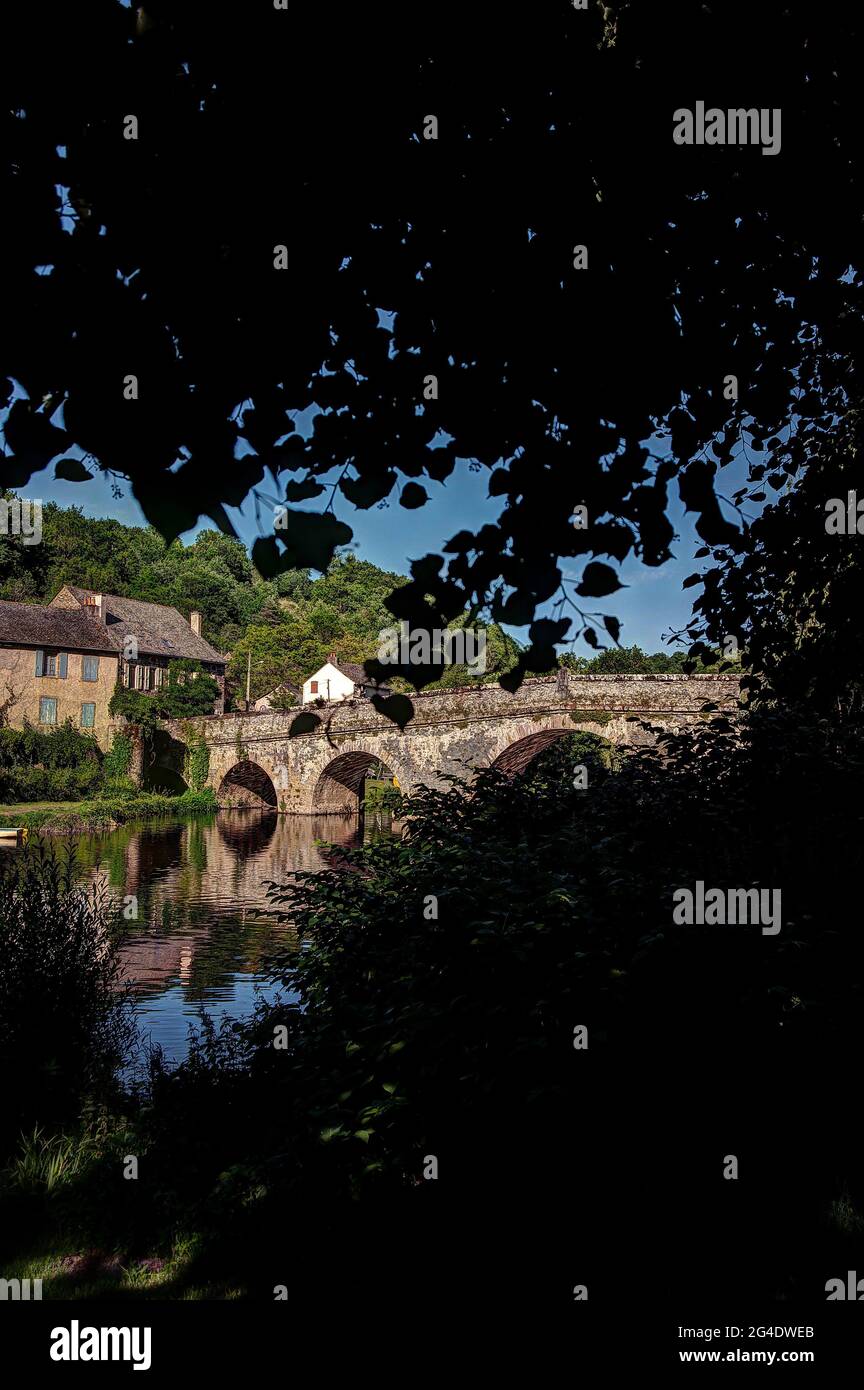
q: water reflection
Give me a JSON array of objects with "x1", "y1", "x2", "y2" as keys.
[{"x1": 69, "y1": 811, "x2": 395, "y2": 1065}]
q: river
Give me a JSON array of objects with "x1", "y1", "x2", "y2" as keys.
[{"x1": 60, "y1": 811, "x2": 396, "y2": 1068}]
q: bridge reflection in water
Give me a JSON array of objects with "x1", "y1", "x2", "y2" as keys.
[{"x1": 72, "y1": 810, "x2": 396, "y2": 1066}]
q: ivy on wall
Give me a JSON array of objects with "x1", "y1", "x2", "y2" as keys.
[
  {"x1": 184, "y1": 740, "x2": 210, "y2": 793},
  {"x1": 102, "y1": 732, "x2": 134, "y2": 781}
]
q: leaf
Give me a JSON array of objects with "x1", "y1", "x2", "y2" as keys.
[
  {"x1": 283, "y1": 478, "x2": 325, "y2": 502},
  {"x1": 54, "y1": 458, "x2": 92, "y2": 482},
  {"x1": 266, "y1": 509, "x2": 353, "y2": 571},
  {"x1": 3, "y1": 399, "x2": 69, "y2": 471},
  {"x1": 289, "y1": 712, "x2": 321, "y2": 737},
  {"x1": 400, "y1": 482, "x2": 428, "y2": 509},
  {"x1": 602, "y1": 615, "x2": 621, "y2": 642},
  {"x1": 576, "y1": 562, "x2": 623, "y2": 597},
  {"x1": 443, "y1": 530, "x2": 475, "y2": 553},
  {"x1": 339, "y1": 471, "x2": 397, "y2": 508},
  {"x1": 371, "y1": 693, "x2": 414, "y2": 730},
  {"x1": 251, "y1": 536, "x2": 285, "y2": 578}
]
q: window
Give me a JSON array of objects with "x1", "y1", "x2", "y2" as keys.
[
  {"x1": 39, "y1": 697, "x2": 57, "y2": 725},
  {"x1": 81, "y1": 702, "x2": 96, "y2": 729},
  {"x1": 34, "y1": 650, "x2": 67, "y2": 678},
  {"x1": 82, "y1": 655, "x2": 100, "y2": 682},
  {"x1": 134, "y1": 664, "x2": 145, "y2": 690},
  {"x1": 154, "y1": 666, "x2": 165, "y2": 688},
  {"x1": 310, "y1": 680, "x2": 318, "y2": 694}
]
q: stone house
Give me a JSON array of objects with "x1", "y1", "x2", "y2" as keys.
[{"x1": 0, "y1": 586, "x2": 227, "y2": 750}]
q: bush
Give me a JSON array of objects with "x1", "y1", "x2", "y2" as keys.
[
  {"x1": 0, "y1": 842, "x2": 135, "y2": 1159},
  {"x1": 0, "y1": 760, "x2": 103, "y2": 804},
  {"x1": 0, "y1": 720, "x2": 103, "y2": 802},
  {"x1": 0, "y1": 720, "x2": 102, "y2": 772}
]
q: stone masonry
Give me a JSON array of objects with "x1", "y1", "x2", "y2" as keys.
[{"x1": 165, "y1": 673, "x2": 742, "y2": 814}]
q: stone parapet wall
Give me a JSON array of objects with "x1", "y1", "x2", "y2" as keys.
[{"x1": 172, "y1": 673, "x2": 741, "y2": 750}]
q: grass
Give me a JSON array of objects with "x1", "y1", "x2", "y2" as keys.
[
  {"x1": 0, "y1": 788, "x2": 217, "y2": 834},
  {"x1": 7, "y1": 1127, "x2": 92, "y2": 1195},
  {"x1": 2, "y1": 1237, "x2": 245, "y2": 1300}
]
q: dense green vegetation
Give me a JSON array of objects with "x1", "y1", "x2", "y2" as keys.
[
  {"x1": 0, "y1": 721, "x2": 102, "y2": 803},
  {"x1": 1, "y1": 714, "x2": 862, "y2": 1308},
  {"x1": 0, "y1": 844, "x2": 134, "y2": 1155}
]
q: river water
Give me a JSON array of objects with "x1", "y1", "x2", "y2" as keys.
[{"x1": 61, "y1": 811, "x2": 394, "y2": 1067}]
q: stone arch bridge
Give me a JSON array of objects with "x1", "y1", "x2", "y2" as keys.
[{"x1": 159, "y1": 673, "x2": 740, "y2": 814}]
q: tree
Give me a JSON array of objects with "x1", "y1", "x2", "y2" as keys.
[{"x1": 2, "y1": 3, "x2": 861, "y2": 717}]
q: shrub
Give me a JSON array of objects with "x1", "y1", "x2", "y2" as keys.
[
  {"x1": 0, "y1": 842, "x2": 135, "y2": 1158},
  {"x1": 0, "y1": 760, "x2": 103, "y2": 804}
]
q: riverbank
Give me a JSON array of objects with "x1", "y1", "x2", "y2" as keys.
[{"x1": 0, "y1": 788, "x2": 217, "y2": 835}]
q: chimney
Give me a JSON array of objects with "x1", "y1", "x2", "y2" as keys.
[
  {"x1": 327, "y1": 650, "x2": 337, "y2": 664},
  {"x1": 190, "y1": 611, "x2": 203, "y2": 637},
  {"x1": 83, "y1": 593, "x2": 106, "y2": 623}
]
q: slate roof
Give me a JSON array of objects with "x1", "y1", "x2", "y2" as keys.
[
  {"x1": 333, "y1": 661, "x2": 372, "y2": 685},
  {"x1": 57, "y1": 588, "x2": 227, "y2": 665},
  {"x1": 325, "y1": 660, "x2": 390, "y2": 688},
  {"x1": 0, "y1": 589, "x2": 227, "y2": 666},
  {"x1": 0, "y1": 601, "x2": 115, "y2": 653}
]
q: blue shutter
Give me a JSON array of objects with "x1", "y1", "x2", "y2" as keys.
[
  {"x1": 58, "y1": 652, "x2": 68, "y2": 679},
  {"x1": 35, "y1": 649, "x2": 44, "y2": 677}
]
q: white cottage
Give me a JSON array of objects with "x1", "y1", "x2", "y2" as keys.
[{"x1": 302, "y1": 654, "x2": 390, "y2": 705}]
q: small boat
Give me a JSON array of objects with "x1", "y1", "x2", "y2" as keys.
[{"x1": 0, "y1": 826, "x2": 28, "y2": 844}]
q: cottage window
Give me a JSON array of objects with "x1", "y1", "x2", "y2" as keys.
[
  {"x1": 39, "y1": 697, "x2": 57, "y2": 725},
  {"x1": 35, "y1": 650, "x2": 67, "y2": 678},
  {"x1": 80, "y1": 702, "x2": 96, "y2": 729},
  {"x1": 82, "y1": 655, "x2": 100, "y2": 682},
  {"x1": 310, "y1": 680, "x2": 318, "y2": 694},
  {"x1": 154, "y1": 666, "x2": 165, "y2": 688}
]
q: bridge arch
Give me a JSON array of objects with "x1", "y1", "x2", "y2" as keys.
[
  {"x1": 143, "y1": 729, "x2": 189, "y2": 794},
  {"x1": 491, "y1": 727, "x2": 612, "y2": 779},
  {"x1": 313, "y1": 750, "x2": 400, "y2": 814},
  {"x1": 217, "y1": 760, "x2": 278, "y2": 809}
]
